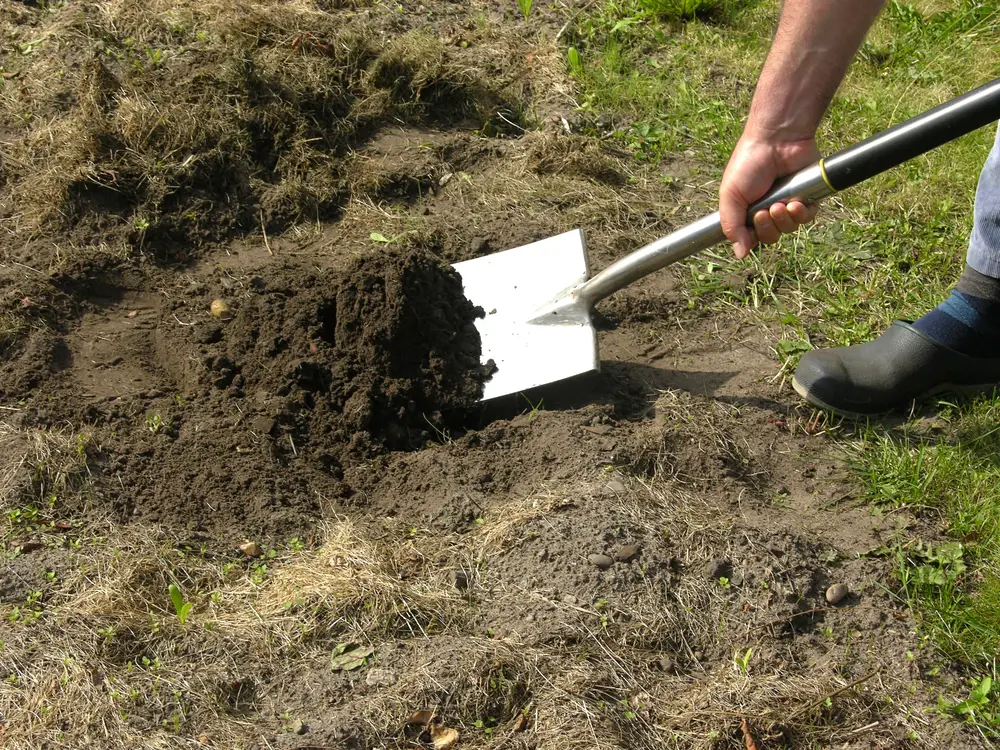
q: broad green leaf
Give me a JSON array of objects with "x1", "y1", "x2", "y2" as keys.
[{"x1": 169, "y1": 583, "x2": 184, "y2": 617}]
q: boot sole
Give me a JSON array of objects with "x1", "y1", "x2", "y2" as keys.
[{"x1": 792, "y1": 376, "x2": 1000, "y2": 419}]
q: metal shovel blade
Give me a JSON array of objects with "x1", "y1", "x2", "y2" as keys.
[{"x1": 453, "y1": 229, "x2": 597, "y2": 401}]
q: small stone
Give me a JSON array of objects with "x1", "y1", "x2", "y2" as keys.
[
  {"x1": 604, "y1": 479, "x2": 626, "y2": 496},
  {"x1": 561, "y1": 594, "x2": 578, "y2": 605},
  {"x1": 589, "y1": 554, "x2": 614, "y2": 570},
  {"x1": 365, "y1": 668, "x2": 398, "y2": 688},
  {"x1": 238, "y1": 540, "x2": 262, "y2": 557},
  {"x1": 127, "y1": 310, "x2": 139, "y2": 318},
  {"x1": 290, "y1": 719, "x2": 306, "y2": 735},
  {"x1": 450, "y1": 569, "x2": 469, "y2": 590},
  {"x1": 613, "y1": 544, "x2": 641, "y2": 563},
  {"x1": 210, "y1": 299, "x2": 232, "y2": 319},
  {"x1": 825, "y1": 583, "x2": 850, "y2": 605},
  {"x1": 525, "y1": 612, "x2": 536, "y2": 622},
  {"x1": 537, "y1": 548, "x2": 550, "y2": 562},
  {"x1": 657, "y1": 656, "x2": 676, "y2": 674},
  {"x1": 438, "y1": 172, "x2": 454, "y2": 188}
]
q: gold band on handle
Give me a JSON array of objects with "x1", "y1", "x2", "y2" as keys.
[{"x1": 818, "y1": 158, "x2": 836, "y2": 193}]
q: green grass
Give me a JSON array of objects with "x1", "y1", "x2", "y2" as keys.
[
  {"x1": 568, "y1": 0, "x2": 1000, "y2": 736},
  {"x1": 850, "y1": 399, "x2": 1000, "y2": 736}
]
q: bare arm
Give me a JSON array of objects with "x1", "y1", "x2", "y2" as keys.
[{"x1": 720, "y1": 0, "x2": 886, "y2": 258}]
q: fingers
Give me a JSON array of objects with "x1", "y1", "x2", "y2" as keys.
[
  {"x1": 752, "y1": 201, "x2": 821, "y2": 247},
  {"x1": 768, "y1": 202, "x2": 798, "y2": 234},
  {"x1": 786, "y1": 200, "x2": 819, "y2": 224},
  {"x1": 753, "y1": 209, "x2": 781, "y2": 246}
]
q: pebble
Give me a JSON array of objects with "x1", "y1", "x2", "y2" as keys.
[
  {"x1": 613, "y1": 544, "x2": 641, "y2": 563},
  {"x1": 238, "y1": 540, "x2": 263, "y2": 557},
  {"x1": 561, "y1": 594, "x2": 578, "y2": 605},
  {"x1": 657, "y1": 656, "x2": 676, "y2": 674},
  {"x1": 588, "y1": 554, "x2": 614, "y2": 570},
  {"x1": 365, "y1": 668, "x2": 398, "y2": 688},
  {"x1": 290, "y1": 719, "x2": 306, "y2": 735},
  {"x1": 450, "y1": 569, "x2": 469, "y2": 590},
  {"x1": 825, "y1": 583, "x2": 850, "y2": 605},
  {"x1": 210, "y1": 299, "x2": 233, "y2": 320}
]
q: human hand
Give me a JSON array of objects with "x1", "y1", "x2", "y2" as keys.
[{"x1": 719, "y1": 135, "x2": 821, "y2": 259}]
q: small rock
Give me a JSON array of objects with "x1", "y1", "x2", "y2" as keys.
[
  {"x1": 589, "y1": 554, "x2": 614, "y2": 570},
  {"x1": 450, "y1": 569, "x2": 469, "y2": 590},
  {"x1": 238, "y1": 540, "x2": 263, "y2": 557},
  {"x1": 210, "y1": 299, "x2": 232, "y2": 319},
  {"x1": 145, "y1": 389, "x2": 166, "y2": 399},
  {"x1": 438, "y1": 172, "x2": 454, "y2": 188},
  {"x1": 127, "y1": 310, "x2": 139, "y2": 318},
  {"x1": 365, "y1": 668, "x2": 398, "y2": 688},
  {"x1": 613, "y1": 544, "x2": 641, "y2": 563},
  {"x1": 525, "y1": 612, "x2": 536, "y2": 622},
  {"x1": 657, "y1": 656, "x2": 676, "y2": 674},
  {"x1": 825, "y1": 583, "x2": 850, "y2": 605},
  {"x1": 537, "y1": 548, "x2": 550, "y2": 562},
  {"x1": 561, "y1": 594, "x2": 578, "y2": 605},
  {"x1": 290, "y1": 719, "x2": 306, "y2": 735},
  {"x1": 604, "y1": 479, "x2": 626, "y2": 496},
  {"x1": 704, "y1": 557, "x2": 731, "y2": 580}
]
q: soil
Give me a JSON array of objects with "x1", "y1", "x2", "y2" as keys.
[{"x1": 0, "y1": 2, "x2": 986, "y2": 749}]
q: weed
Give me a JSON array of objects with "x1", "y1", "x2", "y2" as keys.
[
  {"x1": 517, "y1": 0, "x2": 534, "y2": 22},
  {"x1": 733, "y1": 646, "x2": 752, "y2": 676},
  {"x1": 520, "y1": 394, "x2": 544, "y2": 422},
  {"x1": 145, "y1": 413, "x2": 164, "y2": 434},
  {"x1": 950, "y1": 676, "x2": 998, "y2": 729},
  {"x1": 168, "y1": 583, "x2": 194, "y2": 625}
]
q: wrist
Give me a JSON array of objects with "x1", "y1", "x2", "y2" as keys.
[{"x1": 742, "y1": 120, "x2": 817, "y2": 148}]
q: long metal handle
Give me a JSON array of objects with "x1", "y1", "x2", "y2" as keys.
[
  {"x1": 576, "y1": 75, "x2": 1000, "y2": 310},
  {"x1": 577, "y1": 163, "x2": 833, "y2": 307}
]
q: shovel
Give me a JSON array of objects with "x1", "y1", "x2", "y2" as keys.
[{"x1": 454, "y1": 77, "x2": 1000, "y2": 402}]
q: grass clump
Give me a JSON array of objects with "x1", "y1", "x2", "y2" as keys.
[
  {"x1": 849, "y1": 399, "x2": 1000, "y2": 737},
  {"x1": 638, "y1": 0, "x2": 730, "y2": 20},
  {"x1": 0, "y1": 2, "x2": 525, "y2": 263}
]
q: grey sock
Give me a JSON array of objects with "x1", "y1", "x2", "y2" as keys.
[{"x1": 956, "y1": 264, "x2": 1000, "y2": 302}]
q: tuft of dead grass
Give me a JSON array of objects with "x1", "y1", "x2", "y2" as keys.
[{"x1": 0, "y1": 0, "x2": 546, "y2": 263}]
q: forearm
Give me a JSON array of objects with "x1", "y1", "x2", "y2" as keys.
[{"x1": 746, "y1": 0, "x2": 885, "y2": 142}]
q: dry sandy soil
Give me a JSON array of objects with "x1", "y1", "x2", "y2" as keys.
[{"x1": 0, "y1": 1, "x2": 987, "y2": 748}]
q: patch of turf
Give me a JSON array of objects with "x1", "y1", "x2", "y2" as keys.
[{"x1": 850, "y1": 399, "x2": 1000, "y2": 738}]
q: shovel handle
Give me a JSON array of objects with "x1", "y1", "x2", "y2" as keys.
[{"x1": 577, "y1": 76, "x2": 1000, "y2": 309}]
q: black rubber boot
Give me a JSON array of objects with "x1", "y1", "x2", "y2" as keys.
[{"x1": 791, "y1": 321, "x2": 1000, "y2": 417}]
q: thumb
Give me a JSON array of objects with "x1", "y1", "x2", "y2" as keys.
[{"x1": 719, "y1": 184, "x2": 753, "y2": 259}]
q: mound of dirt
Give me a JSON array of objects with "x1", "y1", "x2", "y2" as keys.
[
  {"x1": 205, "y1": 248, "x2": 490, "y2": 454},
  {"x1": 3, "y1": 249, "x2": 489, "y2": 536}
]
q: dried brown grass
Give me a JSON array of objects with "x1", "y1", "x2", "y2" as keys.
[
  {"x1": 0, "y1": 0, "x2": 547, "y2": 262},
  {"x1": 0, "y1": 410, "x2": 943, "y2": 749}
]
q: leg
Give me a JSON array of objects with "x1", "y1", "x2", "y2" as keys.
[
  {"x1": 791, "y1": 125, "x2": 1000, "y2": 417},
  {"x1": 968, "y1": 125, "x2": 1000, "y2": 280}
]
